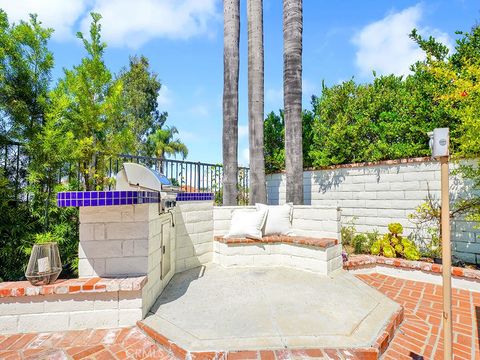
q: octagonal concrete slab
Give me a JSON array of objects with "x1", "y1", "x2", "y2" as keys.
[{"x1": 141, "y1": 264, "x2": 400, "y2": 352}]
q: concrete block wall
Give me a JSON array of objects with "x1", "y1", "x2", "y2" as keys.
[
  {"x1": 79, "y1": 203, "x2": 176, "y2": 316},
  {"x1": 266, "y1": 158, "x2": 479, "y2": 264},
  {"x1": 213, "y1": 241, "x2": 343, "y2": 275},
  {"x1": 213, "y1": 205, "x2": 341, "y2": 240},
  {"x1": 174, "y1": 201, "x2": 214, "y2": 273},
  {"x1": 79, "y1": 204, "x2": 153, "y2": 277},
  {"x1": 0, "y1": 291, "x2": 143, "y2": 334}
]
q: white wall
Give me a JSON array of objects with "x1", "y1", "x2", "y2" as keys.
[
  {"x1": 174, "y1": 201, "x2": 214, "y2": 273},
  {"x1": 266, "y1": 158, "x2": 479, "y2": 264},
  {"x1": 0, "y1": 290, "x2": 144, "y2": 334},
  {"x1": 78, "y1": 204, "x2": 176, "y2": 316}
]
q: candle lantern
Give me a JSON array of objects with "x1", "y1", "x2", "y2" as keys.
[{"x1": 25, "y1": 242, "x2": 62, "y2": 286}]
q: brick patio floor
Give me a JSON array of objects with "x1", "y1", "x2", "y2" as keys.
[
  {"x1": 357, "y1": 273, "x2": 479, "y2": 360},
  {"x1": 0, "y1": 273, "x2": 478, "y2": 359},
  {"x1": 0, "y1": 327, "x2": 171, "y2": 359}
]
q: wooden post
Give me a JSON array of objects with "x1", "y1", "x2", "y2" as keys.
[{"x1": 440, "y1": 155, "x2": 452, "y2": 360}]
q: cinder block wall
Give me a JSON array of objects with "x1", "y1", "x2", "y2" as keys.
[
  {"x1": 78, "y1": 204, "x2": 176, "y2": 316},
  {"x1": 265, "y1": 158, "x2": 479, "y2": 264},
  {"x1": 174, "y1": 201, "x2": 214, "y2": 273}
]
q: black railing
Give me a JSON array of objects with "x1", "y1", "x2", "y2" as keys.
[
  {"x1": 0, "y1": 142, "x2": 249, "y2": 205},
  {"x1": 106, "y1": 154, "x2": 249, "y2": 204}
]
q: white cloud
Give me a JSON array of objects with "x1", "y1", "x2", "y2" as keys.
[
  {"x1": 0, "y1": 0, "x2": 89, "y2": 41},
  {"x1": 353, "y1": 4, "x2": 452, "y2": 77},
  {"x1": 238, "y1": 124, "x2": 248, "y2": 138},
  {"x1": 0, "y1": 0, "x2": 219, "y2": 47},
  {"x1": 80, "y1": 0, "x2": 219, "y2": 48},
  {"x1": 157, "y1": 85, "x2": 172, "y2": 107}
]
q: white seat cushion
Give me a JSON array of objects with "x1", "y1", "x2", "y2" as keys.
[
  {"x1": 225, "y1": 209, "x2": 268, "y2": 240},
  {"x1": 256, "y1": 203, "x2": 293, "y2": 236}
]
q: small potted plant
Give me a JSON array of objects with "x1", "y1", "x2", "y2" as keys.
[{"x1": 25, "y1": 232, "x2": 62, "y2": 286}]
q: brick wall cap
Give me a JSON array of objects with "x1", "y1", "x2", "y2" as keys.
[
  {"x1": 344, "y1": 255, "x2": 480, "y2": 280},
  {"x1": 214, "y1": 235, "x2": 338, "y2": 249},
  {"x1": 267, "y1": 157, "x2": 434, "y2": 174},
  {"x1": 0, "y1": 275, "x2": 147, "y2": 298}
]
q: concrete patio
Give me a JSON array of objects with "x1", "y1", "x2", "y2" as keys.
[
  {"x1": 140, "y1": 265, "x2": 400, "y2": 352},
  {"x1": 1, "y1": 273, "x2": 479, "y2": 359}
]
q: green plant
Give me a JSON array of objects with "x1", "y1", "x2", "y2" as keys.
[
  {"x1": 340, "y1": 217, "x2": 357, "y2": 246},
  {"x1": 370, "y1": 222, "x2": 420, "y2": 260},
  {"x1": 352, "y1": 234, "x2": 367, "y2": 254}
]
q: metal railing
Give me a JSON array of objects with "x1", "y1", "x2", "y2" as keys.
[
  {"x1": 106, "y1": 154, "x2": 249, "y2": 204},
  {"x1": 0, "y1": 142, "x2": 249, "y2": 205}
]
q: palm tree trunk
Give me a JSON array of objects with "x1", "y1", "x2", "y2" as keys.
[
  {"x1": 223, "y1": 0, "x2": 240, "y2": 206},
  {"x1": 283, "y1": 0, "x2": 303, "y2": 204},
  {"x1": 248, "y1": 0, "x2": 266, "y2": 205}
]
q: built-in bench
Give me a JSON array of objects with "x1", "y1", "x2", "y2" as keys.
[
  {"x1": 212, "y1": 206, "x2": 343, "y2": 275},
  {"x1": 0, "y1": 276, "x2": 147, "y2": 334},
  {"x1": 213, "y1": 235, "x2": 343, "y2": 275}
]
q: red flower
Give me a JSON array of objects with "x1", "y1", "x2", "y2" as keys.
[{"x1": 461, "y1": 90, "x2": 468, "y2": 97}]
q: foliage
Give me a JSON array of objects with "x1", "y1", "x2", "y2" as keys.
[
  {"x1": 421, "y1": 24, "x2": 480, "y2": 224},
  {"x1": 370, "y1": 223, "x2": 420, "y2": 260},
  {"x1": 0, "y1": 12, "x2": 186, "y2": 281},
  {"x1": 146, "y1": 126, "x2": 188, "y2": 160},
  {"x1": 0, "y1": 171, "x2": 35, "y2": 281},
  {"x1": 263, "y1": 109, "x2": 315, "y2": 173},
  {"x1": 48, "y1": 13, "x2": 124, "y2": 190},
  {"x1": 340, "y1": 217, "x2": 357, "y2": 246},
  {"x1": 117, "y1": 55, "x2": 167, "y2": 155},
  {"x1": 0, "y1": 11, "x2": 54, "y2": 143}
]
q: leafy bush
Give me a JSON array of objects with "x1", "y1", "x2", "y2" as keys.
[
  {"x1": 340, "y1": 217, "x2": 357, "y2": 246},
  {"x1": 370, "y1": 223, "x2": 420, "y2": 260}
]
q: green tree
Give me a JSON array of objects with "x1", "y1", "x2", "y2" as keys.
[
  {"x1": 146, "y1": 126, "x2": 188, "y2": 160},
  {"x1": 422, "y1": 25, "x2": 480, "y2": 223},
  {"x1": 117, "y1": 55, "x2": 167, "y2": 155},
  {"x1": 264, "y1": 109, "x2": 314, "y2": 173},
  {"x1": 0, "y1": 11, "x2": 53, "y2": 143},
  {"x1": 49, "y1": 13, "x2": 124, "y2": 190}
]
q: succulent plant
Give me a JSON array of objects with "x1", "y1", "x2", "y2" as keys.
[
  {"x1": 394, "y1": 244, "x2": 403, "y2": 254},
  {"x1": 383, "y1": 244, "x2": 396, "y2": 258},
  {"x1": 404, "y1": 245, "x2": 420, "y2": 261},
  {"x1": 388, "y1": 223, "x2": 403, "y2": 235},
  {"x1": 370, "y1": 222, "x2": 420, "y2": 261},
  {"x1": 371, "y1": 240, "x2": 381, "y2": 255}
]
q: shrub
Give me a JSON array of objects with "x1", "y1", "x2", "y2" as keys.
[{"x1": 352, "y1": 234, "x2": 367, "y2": 254}]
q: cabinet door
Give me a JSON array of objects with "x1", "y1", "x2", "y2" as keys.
[{"x1": 161, "y1": 218, "x2": 172, "y2": 279}]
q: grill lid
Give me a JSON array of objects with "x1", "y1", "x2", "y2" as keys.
[{"x1": 115, "y1": 162, "x2": 171, "y2": 191}]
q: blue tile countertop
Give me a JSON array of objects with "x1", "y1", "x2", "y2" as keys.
[{"x1": 56, "y1": 191, "x2": 214, "y2": 207}]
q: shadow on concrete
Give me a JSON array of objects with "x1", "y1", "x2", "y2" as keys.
[{"x1": 149, "y1": 265, "x2": 205, "y2": 312}]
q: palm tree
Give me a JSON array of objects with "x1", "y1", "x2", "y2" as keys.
[
  {"x1": 283, "y1": 0, "x2": 303, "y2": 204},
  {"x1": 247, "y1": 0, "x2": 266, "y2": 205},
  {"x1": 223, "y1": 0, "x2": 240, "y2": 206},
  {"x1": 147, "y1": 126, "x2": 188, "y2": 160}
]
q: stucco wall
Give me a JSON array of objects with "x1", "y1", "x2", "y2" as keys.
[{"x1": 265, "y1": 158, "x2": 479, "y2": 264}]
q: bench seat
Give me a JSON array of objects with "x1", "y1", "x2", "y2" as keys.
[{"x1": 213, "y1": 235, "x2": 342, "y2": 275}]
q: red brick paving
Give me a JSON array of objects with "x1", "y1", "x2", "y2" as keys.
[
  {"x1": 1, "y1": 273, "x2": 478, "y2": 359},
  {"x1": 0, "y1": 327, "x2": 171, "y2": 359},
  {"x1": 357, "y1": 273, "x2": 479, "y2": 360}
]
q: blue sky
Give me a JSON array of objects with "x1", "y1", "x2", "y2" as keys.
[{"x1": 1, "y1": 0, "x2": 478, "y2": 165}]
